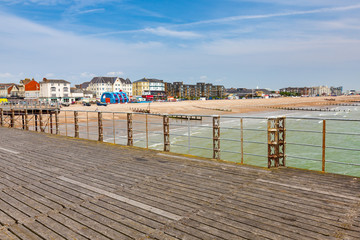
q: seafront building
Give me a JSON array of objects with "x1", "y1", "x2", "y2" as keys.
[
  {"x1": 23, "y1": 79, "x2": 40, "y2": 100},
  {"x1": 280, "y1": 86, "x2": 342, "y2": 96},
  {"x1": 165, "y1": 82, "x2": 225, "y2": 99},
  {"x1": 87, "y1": 77, "x2": 132, "y2": 99},
  {"x1": 39, "y1": 78, "x2": 71, "y2": 103},
  {"x1": 132, "y1": 78, "x2": 165, "y2": 98},
  {"x1": 70, "y1": 88, "x2": 94, "y2": 103}
]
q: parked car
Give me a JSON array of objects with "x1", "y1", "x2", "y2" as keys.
[
  {"x1": 83, "y1": 102, "x2": 91, "y2": 106},
  {"x1": 96, "y1": 102, "x2": 107, "y2": 106},
  {"x1": 61, "y1": 102, "x2": 70, "y2": 107}
]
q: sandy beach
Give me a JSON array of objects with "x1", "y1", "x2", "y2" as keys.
[{"x1": 65, "y1": 95, "x2": 360, "y2": 116}]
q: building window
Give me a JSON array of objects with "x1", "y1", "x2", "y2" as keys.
[
  {"x1": 64, "y1": 87, "x2": 68, "y2": 92},
  {"x1": 51, "y1": 87, "x2": 56, "y2": 91}
]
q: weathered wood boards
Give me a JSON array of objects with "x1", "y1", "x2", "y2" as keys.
[{"x1": 0, "y1": 127, "x2": 359, "y2": 239}]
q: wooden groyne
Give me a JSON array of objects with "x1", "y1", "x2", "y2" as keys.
[
  {"x1": 169, "y1": 115, "x2": 202, "y2": 120},
  {"x1": 193, "y1": 106, "x2": 232, "y2": 112},
  {"x1": 266, "y1": 106, "x2": 350, "y2": 112}
]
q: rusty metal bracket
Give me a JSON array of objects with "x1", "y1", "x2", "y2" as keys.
[
  {"x1": 127, "y1": 113, "x2": 133, "y2": 146},
  {"x1": 163, "y1": 115, "x2": 170, "y2": 152},
  {"x1": 267, "y1": 117, "x2": 286, "y2": 168},
  {"x1": 213, "y1": 116, "x2": 220, "y2": 160}
]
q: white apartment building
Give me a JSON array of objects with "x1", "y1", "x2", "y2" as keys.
[
  {"x1": 87, "y1": 77, "x2": 132, "y2": 99},
  {"x1": 312, "y1": 86, "x2": 331, "y2": 96},
  {"x1": 39, "y1": 78, "x2": 71, "y2": 102}
]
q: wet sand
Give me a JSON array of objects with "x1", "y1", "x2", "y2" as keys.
[{"x1": 65, "y1": 95, "x2": 360, "y2": 116}]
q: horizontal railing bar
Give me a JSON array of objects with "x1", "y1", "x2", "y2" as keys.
[
  {"x1": 326, "y1": 131, "x2": 360, "y2": 136},
  {"x1": 287, "y1": 155, "x2": 321, "y2": 162},
  {"x1": 326, "y1": 146, "x2": 360, "y2": 151},
  {"x1": 286, "y1": 142, "x2": 322, "y2": 148},
  {"x1": 243, "y1": 153, "x2": 268, "y2": 158},
  {"x1": 287, "y1": 129, "x2": 322, "y2": 133},
  {"x1": 221, "y1": 149, "x2": 242, "y2": 154},
  {"x1": 325, "y1": 160, "x2": 360, "y2": 166},
  {"x1": 172, "y1": 144, "x2": 213, "y2": 151},
  {"x1": 187, "y1": 135, "x2": 212, "y2": 140},
  {"x1": 243, "y1": 128, "x2": 267, "y2": 132}
]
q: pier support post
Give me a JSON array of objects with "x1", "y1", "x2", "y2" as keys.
[
  {"x1": 163, "y1": 115, "x2": 170, "y2": 152},
  {"x1": 267, "y1": 117, "x2": 286, "y2": 168},
  {"x1": 74, "y1": 111, "x2": 79, "y2": 138},
  {"x1": 35, "y1": 114, "x2": 38, "y2": 131},
  {"x1": 98, "y1": 112, "x2": 103, "y2": 142},
  {"x1": 50, "y1": 113, "x2": 53, "y2": 134},
  {"x1": 213, "y1": 116, "x2": 220, "y2": 160},
  {"x1": 55, "y1": 110, "x2": 59, "y2": 134},
  {"x1": 21, "y1": 113, "x2": 25, "y2": 130},
  {"x1": 10, "y1": 109, "x2": 15, "y2": 128},
  {"x1": 0, "y1": 108, "x2": 3, "y2": 127},
  {"x1": 39, "y1": 110, "x2": 44, "y2": 132},
  {"x1": 127, "y1": 113, "x2": 133, "y2": 146},
  {"x1": 25, "y1": 110, "x2": 29, "y2": 131}
]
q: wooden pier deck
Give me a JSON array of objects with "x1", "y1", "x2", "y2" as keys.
[{"x1": 0, "y1": 127, "x2": 359, "y2": 239}]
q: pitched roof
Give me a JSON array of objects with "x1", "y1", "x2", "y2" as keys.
[
  {"x1": 119, "y1": 78, "x2": 132, "y2": 84},
  {"x1": 134, "y1": 78, "x2": 163, "y2": 83},
  {"x1": 80, "y1": 81, "x2": 90, "y2": 89},
  {"x1": 90, "y1": 77, "x2": 117, "y2": 84},
  {"x1": 20, "y1": 78, "x2": 33, "y2": 85},
  {"x1": 24, "y1": 80, "x2": 40, "y2": 91},
  {"x1": 41, "y1": 78, "x2": 70, "y2": 84}
]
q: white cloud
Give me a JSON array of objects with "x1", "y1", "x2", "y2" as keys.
[
  {"x1": 77, "y1": 8, "x2": 105, "y2": 14},
  {"x1": 143, "y1": 27, "x2": 202, "y2": 39},
  {"x1": 44, "y1": 73, "x2": 55, "y2": 77},
  {"x1": 199, "y1": 76, "x2": 208, "y2": 81},
  {"x1": 80, "y1": 72, "x2": 96, "y2": 78},
  {"x1": 182, "y1": 4, "x2": 360, "y2": 26},
  {"x1": 106, "y1": 71, "x2": 123, "y2": 76}
]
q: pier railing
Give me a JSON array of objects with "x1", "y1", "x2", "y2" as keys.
[{"x1": 1, "y1": 107, "x2": 359, "y2": 177}]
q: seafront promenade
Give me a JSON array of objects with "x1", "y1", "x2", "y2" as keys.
[{"x1": 0, "y1": 127, "x2": 359, "y2": 239}]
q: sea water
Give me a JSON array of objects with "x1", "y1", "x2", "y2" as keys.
[{"x1": 135, "y1": 105, "x2": 360, "y2": 177}]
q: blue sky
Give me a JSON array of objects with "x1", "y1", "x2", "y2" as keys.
[{"x1": 0, "y1": 0, "x2": 360, "y2": 90}]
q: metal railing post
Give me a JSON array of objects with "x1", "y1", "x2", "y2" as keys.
[
  {"x1": 213, "y1": 116, "x2": 220, "y2": 160},
  {"x1": 163, "y1": 115, "x2": 170, "y2": 152},
  {"x1": 55, "y1": 109, "x2": 59, "y2": 134},
  {"x1": 268, "y1": 118, "x2": 279, "y2": 168},
  {"x1": 86, "y1": 112, "x2": 89, "y2": 139},
  {"x1": 322, "y1": 120, "x2": 326, "y2": 172},
  {"x1": 74, "y1": 111, "x2": 79, "y2": 138},
  {"x1": 278, "y1": 117, "x2": 286, "y2": 167},
  {"x1": 65, "y1": 111, "x2": 68, "y2": 136},
  {"x1": 267, "y1": 117, "x2": 286, "y2": 168},
  {"x1": 98, "y1": 111, "x2": 103, "y2": 142},
  {"x1": 146, "y1": 114, "x2": 149, "y2": 149},
  {"x1": 241, "y1": 118, "x2": 244, "y2": 164},
  {"x1": 0, "y1": 108, "x2": 3, "y2": 127},
  {"x1": 127, "y1": 113, "x2": 133, "y2": 146},
  {"x1": 113, "y1": 113, "x2": 116, "y2": 144},
  {"x1": 187, "y1": 116, "x2": 191, "y2": 154}
]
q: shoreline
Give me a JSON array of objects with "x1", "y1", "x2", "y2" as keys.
[{"x1": 64, "y1": 95, "x2": 360, "y2": 116}]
